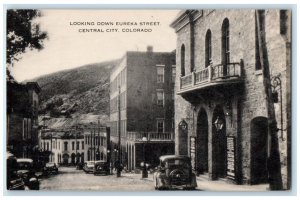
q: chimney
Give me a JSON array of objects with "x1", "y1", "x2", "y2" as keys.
[{"x1": 147, "y1": 46, "x2": 153, "y2": 53}]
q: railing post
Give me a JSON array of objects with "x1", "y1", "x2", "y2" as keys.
[
  {"x1": 192, "y1": 71, "x2": 195, "y2": 86},
  {"x1": 209, "y1": 61, "x2": 213, "y2": 82}
]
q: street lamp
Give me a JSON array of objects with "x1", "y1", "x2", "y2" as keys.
[
  {"x1": 141, "y1": 136, "x2": 148, "y2": 178},
  {"x1": 214, "y1": 117, "x2": 224, "y2": 132}
]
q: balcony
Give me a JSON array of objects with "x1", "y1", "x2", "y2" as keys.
[
  {"x1": 127, "y1": 132, "x2": 174, "y2": 143},
  {"x1": 179, "y1": 61, "x2": 243, "y2": 94}
]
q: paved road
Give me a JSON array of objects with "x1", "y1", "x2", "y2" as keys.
[{"x1": 40, "y1": 166, "x2": 154, "y2": 191}]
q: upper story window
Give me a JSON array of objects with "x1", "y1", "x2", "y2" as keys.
[
  {"x1": 82, "y1": 141, "x2": 84, "y2": 149},
  {"x1": 157, "y1": 119, "x2": 164, "y2": 133},
  {"x1": 180, "y1": 44, "x2": 185, "y2": 76},
  {"x1": 205, "y1": 29, "x2": 212, "y2": 67},
  {"x1": 156, "y1": 65, "x2": 165, "y2": 83},
  {"x1": 255, "y1": 10, "x2": 265, "y2": 71},
  {"x1": 157, "y1": 89, "x2": 164, "y2": 106},
  {"x1": 72, "y1": 141, "x2": 75, "y2": 150},
  {"x1": 64, "y1": 142, "x2": 68, "y2": 151},
  {"x1": 222, "y1": 18, "x2": 230, "y2": 75},
  {"x1": 172, "y1": 66, "x2": 176, "y2": 83}
]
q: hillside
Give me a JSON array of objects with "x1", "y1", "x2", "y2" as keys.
[{"x1": 31, "y1": 60, "x2": 119, "y2": 126}]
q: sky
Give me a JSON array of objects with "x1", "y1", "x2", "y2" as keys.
[{"x1": 9, "y1": 9, "x2": 180, "y2": 82}]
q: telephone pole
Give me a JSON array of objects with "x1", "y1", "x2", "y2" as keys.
[
  {"x1": 255, "y1": 10, "x2": 283, "y2": 190},
  {"x1": 117, "y1": 85, "x2": 121, "y2": 177}
]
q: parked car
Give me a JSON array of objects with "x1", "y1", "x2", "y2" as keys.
[
  {"x1": 153, "y1": 155, "x2": 197, "y2": 190},
  {"x1": 6, "y1": 152, "x2": 25, "y2": 190},
  {"x1": 94, "y1": 161, "x2": 110, "y2": 175},
  {"x1": 16, "y1": 158, "x2": 40, "y2": 190},
  {"x1": 83, "y1": 161, "x2": 96, "y2": 173},
  {"x1": 43, "y1": 162, "x2": 58, "y2": 175}
]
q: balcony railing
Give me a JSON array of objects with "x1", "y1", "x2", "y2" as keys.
[
  {"x1": 127, "y1": 132, "x2": 174, "y2": 142},
  {"x1": 179, "y1": 61, "x2": 243, "y2": 92}
]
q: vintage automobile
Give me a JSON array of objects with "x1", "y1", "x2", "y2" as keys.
[
  {"x1": 83, "y1": 161, "x2": 96, "y2": 173},
  {"x1": 7, "y1": 152, "x2": 25, "y2": 190},
  {"x1": 93, "y1": 161, "x2": 110, "y2": 175},
  {"x1": 17, "y1": 158, "x2": 40, "y2": 190},
  {"x1": 153, "y1": 155, "x2": 197, "y2": 190},
  {"x1": 43, "y1": 162, "x2": 58, "y2": 175}
]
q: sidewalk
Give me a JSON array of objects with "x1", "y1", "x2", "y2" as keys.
[{"x1": 196, "y1": 174, "x2": 269, "y2": 192}]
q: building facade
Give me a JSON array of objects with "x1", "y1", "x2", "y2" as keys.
[
  {"x1": 83, "y1": 126, "x2": 110, "y2": 162},
  {"x1": 7, "y1": 81, "x2": 41, "y2": 159},
  {"x1": 39, "y1": 130, "x2": 85, "y2": 165},
  {"x1": 109, "y1": 47, "x2": 176, "y2": 170},
  {"x1": 171, "y1": 10, "x2": 291, "y2": 189}
]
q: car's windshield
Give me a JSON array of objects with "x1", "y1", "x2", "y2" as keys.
[
  {"x1": 164, "y1": 159, "x2": 190, "y2": 168},
  {"x1": 17, "y1": 162, "x2": 32, "y2": 170}
]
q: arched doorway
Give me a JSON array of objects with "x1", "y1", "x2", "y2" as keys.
[
  {"x1": 196, "y1": 108, "x2": 208, "y2": 174},
  {"x1": 250, "y1": 117, "x2": 268, "y2": 184},
  {"x1": 81, "y1": 152, "x2": 84, "y2": 163},
  {"x1": 212, "y1": 106, "x2": 227, "y2": 179},
  {"x1": 63, "y1": 154, "x2": 69, "y2": 165},
  {"x1": 76, "y1": 153, "x2": 80, "y2": 164},
  {"x1": 71, "y1": 153, "x2": 76, "y2": 165}
]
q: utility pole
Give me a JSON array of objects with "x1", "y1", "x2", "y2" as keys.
[
  {"x1": 117, "y1": 85, "x2": 121, "y2": 177},
  {"x1": 255, "y1": 10, "x2": 283, "y2": 190}
]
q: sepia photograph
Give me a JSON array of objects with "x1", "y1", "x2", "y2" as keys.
[{"x1": 4, "y1": 5, "x2": 293, "y2": 194}]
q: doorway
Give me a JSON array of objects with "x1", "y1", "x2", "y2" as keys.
[
  {"x1": 212, "y1": 106, "x2": 227, "y2": 179},
  {"x1": 250, "y1": 117, "x2": 268, "y2": 184},
  {"x1": 196, "y1": 108, "x2": 208, "y2": 174}
]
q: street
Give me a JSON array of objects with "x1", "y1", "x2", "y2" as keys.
[
  {"x1": 40, "y1": 167, "x2": 154, "y2": 191},
  {"x1": 40, "y1": 167, "x2": 268, "y2": 192}
]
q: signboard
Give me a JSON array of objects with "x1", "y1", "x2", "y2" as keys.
[
  {"x1": 190, "y1": 136, "x2": 196, "y2": 171},
  {"x1": 227, "y1": 136, "x2": 236, "y2": 180}
]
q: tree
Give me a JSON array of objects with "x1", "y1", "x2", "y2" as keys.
[{"x1": 6, "y1": 9, "x2": 47, "y2": 80}]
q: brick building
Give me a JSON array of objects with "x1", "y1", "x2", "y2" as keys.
[
  {"x1": 109, "y1": 47, "x2": 176, "y2": 170},
  {"x1": 7, "y1": 81, "x2": 41, "y2": 158},
  {"x1": 170, "y1": 10, "x2": 291, "y2": 189}
]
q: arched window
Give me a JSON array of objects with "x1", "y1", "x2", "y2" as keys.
[
  {"x1": 222, "y1": 18, "x2": 230, "y2": 75},
  {"x1": 180, "y1": 44, "x2": 185, "y2": 76},
  {"x1": 205, "y1": 29, "x2": 212, "y2": 67}
]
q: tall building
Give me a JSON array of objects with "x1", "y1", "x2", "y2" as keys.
[
  {"x1": 171, "y1": 10, "x2": 291, "y2": 189},
  {"x1": 7, "y1": 81, "x2": 41, "y2": 158},
  {"x1": 109, "y1": 46, "x2": 176, "y2": 170}
]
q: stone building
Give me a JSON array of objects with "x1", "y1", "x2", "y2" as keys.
[
  {"x1": 170, "y1": 10, "x2": 291, "y2": 189},
  {"x1": 109, "y1": 46, "x2": 176, "y2": 170},
  {"x1": 7, "y1": 81, "x2": 41, "y2": 158},
  {"x1": 39, "y1": 130, "x2": 85, "y2": 165}
]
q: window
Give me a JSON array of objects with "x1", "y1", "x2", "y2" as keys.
[
  {"x1": 76, "y1": 141, "x2": 79, "y2": 150},
  {"x1": 205, "y1": 29, "x2": 212, "y2": 67},
  {"x1": 64, "y1": 142, "x2": 68, "y2": 151},
  {"x1": 172, "y1": 67, "x2": 176, "y2": 83},
  {"x1": 59, "y1": 141, "x2": 60, "y2": 150},
  {"x1": 181, "y1": 44, "x2": 185, "y2": 76},
  {"x1": 222, "y1": 18, "x2": 230, "y2": 75},
  {"x1": 157, "y1": 90, "x2": 164, "y2": 106},
  {"x1": 72, "y1": 142, "x2": 75, "y2": 150},
  {"x1": 280, "y1": 10, "x2": 287, "y2": 35},
  {"x1": 171, "y1": 89, "x2": 174, "y2": 100},
  {"x1": 82, "y1": 141, "x2": 84, "y2": 149},
  {"x1": 157, "y1": 119, "x2": 164, "y2": 133},
  {"x1": 255, "y1": 10, "x2": 265, "y2": 71},
  {"x1": 157, "y1": 66, "x2": 164, "y2": 83},
  {"x1": 46, "y1": 142, "x2": 49, "y2": 150}
]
